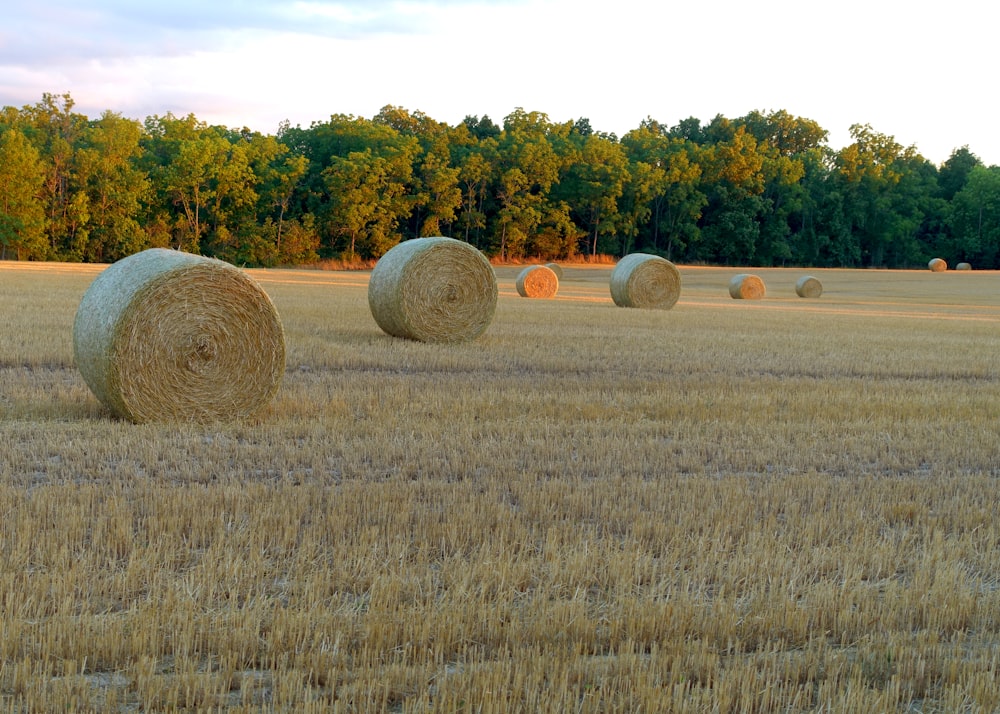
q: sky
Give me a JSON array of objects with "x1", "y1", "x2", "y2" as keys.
[{"x1": 1, "y1": 0, "x2": 997, "y2": 167}]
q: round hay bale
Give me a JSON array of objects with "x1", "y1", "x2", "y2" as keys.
[
  {"x1": 609, "y1": 253, "x2": 681, "y2": 309},
  {"x1": 928, "y1": 258, "x2": 947, "y2": 272},
  {"x1": 73, "y1": 248, "x2": 285, "y2": 423},
  {"x1": 544, "y1": 262, "x2": 563, "y2": 279},
  {"x1": 368, "y1": 237, "x2": 497, "y2": 343},
  {"x1": 956, "y1": 262, "x2": 972, "y2": 271},
  {"x1": 515, "y1": 265, "x2": 559, "y2": 298},
  {"x1": 729, "y1": 273, "x2": 766, "y2": 300},
  {"x1": 795, "y1": 275, "x2": 823, "y2": 298}
]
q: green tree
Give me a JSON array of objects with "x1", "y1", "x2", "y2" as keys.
[
  {"x1": 0, "y1": 129, "x2": 48, "y2": 259},
  {"x1": 833, "y1": 124, "x2": 929, "y2": 267},
  {"x1": 938, "y1": 146, "x2": 981, "y2": 201},
  {"x1": 282, "y1": 115, "x2": 418, "y2": 257},
  {"x1": 74, "y1": 111, "x2": 150, "y2": 261},
  {"x1": 490, "y1": 109, "x2": 562, "y2": 259},
  {"x1": 949, "y1": 166, "x2": 1000, "y2": 267},
  {"x1": 621, "y1": 120, "x2": 705, "y2": 260},
  {"x1": 20, "y1": 93, "x2": 90, "y2": 259},
  {"x1": 451, "y1": 128, "x2": 497, "y2": 249},
  {"x1": 697, "y1": 125, "x2": 766, "y2": 264},
  {"x1": 250, "y1": 132, "x2": 313, "y2": 264},
  {"x1": 323, "y1": 148, "x2": 414, "y2": 258},
  {"x1": 559, "y1": 132, "x2": 629, "y2": 255}
]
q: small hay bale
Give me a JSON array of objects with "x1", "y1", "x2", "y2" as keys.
[
  {"x1": 729, "y1": 273, "x2": 766, "y2": 300},
  {"x1": 545, "y1": 262, "x2": 563, "y2": 279},
  {"x1": 368, "y1": 237, "x2": 497, "y2": 342},
  {"x1": 516, "y1": 265, "x2": 559, "y2": 298},
  {"x1": 795, "y1": 275, "x2": 823, "y2": 298},
  {"x1": 956, "y1": 262, "x2": 972, "y2": 271},
  {"x1": 609, "y1": 253, "x2": 681, "y2": 309},
  {"x1": 928, "y1": 258, "x2": 947, "y2": 272},
  {"x1": 73, "y1": 248, "x2": 285, "y2": 423}
]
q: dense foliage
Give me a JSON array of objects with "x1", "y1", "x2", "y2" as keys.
[{"x1": 1, "y1": 93, "x2": 995, "y2": 267}]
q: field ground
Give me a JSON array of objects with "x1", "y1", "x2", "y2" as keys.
[{"x1": 2, "y1": 260, "x2": 1000, "y2": 711}]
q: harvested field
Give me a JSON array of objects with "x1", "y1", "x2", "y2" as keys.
[{"x1": 3, "y1": 261, "x2": 1000, "y2": 712}]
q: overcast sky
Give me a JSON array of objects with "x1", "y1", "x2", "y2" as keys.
[{"x1": 1, "y1": 0, "x2": 996, "y2": 166}]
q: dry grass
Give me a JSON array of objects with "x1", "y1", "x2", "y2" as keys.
[{"x1": 2, "y1": 261, "x2": 1000, "y2": 711}]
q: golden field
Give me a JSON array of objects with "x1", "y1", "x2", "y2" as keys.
[{"x1": 2, "y1": 260, "x2": 1000, "y2": 712}]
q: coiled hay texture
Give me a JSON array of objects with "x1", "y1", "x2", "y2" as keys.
[
  {"x1": 795, "y1": 275, "x2": 823, "y2": 298},
  {"x1": 729, "y1": 273, "x2": 766, "y2": 300},
  {"x1": 545, "y1": 262, "x2": 563, "y2": 279},
  {"x1": 368, "y1": 237, "x2": 497, "y2": 343},
  {"x1": 73, "y1": 248, "x2": 286, "y2": 424},
  {"x1": 956, "y1": 262, "x2": 972, "y2": 271},
  {"x1": 515, "y1": 265, "x2": 559, "y2": 298},
  {"x1": 609, "y1": 253, "x2": 681, "y2": 309},
  {"x1": 928, "y1": 258, "x2": 948, "y2": 272}
]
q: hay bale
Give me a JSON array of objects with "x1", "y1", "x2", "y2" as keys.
[
  {"x1": 368, "y1": 237, "x2": 497, "y2": 342},
  {"x1": 609, "y1": 253, "x2": 681, "y2": 309},
  {"x1": 516, "y1": 265, "x2": 559, "y2": 298},
  {"x1": 956, "y1": 262, "x2": 972, "y2": 271},
  {"x1": 545, "y1": 262, "x2": 563, "y2": 279},
  {"x1": 928, "y1": 258, "x2": 947, "y2": 272},
  {"x1": 795, "y1": 275, "x2": 823, "y2": 298},
  {"x1": 73, "y1": 248, "x2": 285, "y2": 423},
  {"x1": 729, "y1": 273, "x2": 766, "y2": 300}
]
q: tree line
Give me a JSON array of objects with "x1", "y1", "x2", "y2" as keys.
[{"x1": 1, "y1": 92, "x2": 997, "y2": 268}]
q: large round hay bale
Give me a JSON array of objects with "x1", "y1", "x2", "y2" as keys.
[
  {"x1": 795, "y1": 275, "x2": 823, "y2": 298},
  {"x1": 515, "y1": 265, "x2": 559, "y2": 298},
  {"x1": 956, "y1": 262, "x2": 972, "y2": 271},
  {"x1": 368, "y1": 237, "x2": 497, "y2": 343},
  {"x1": 928, "y1": 258, "x2": 947, "y2": 272},
  {"x1": 729, "y1": 273, "x2": 766, "y2": 300},
  {"x1": 73, "y1": 248, "x2": 285, "y2": 423},
  {"x1": 544, "y1": 262, "x2": 563, "y2": 279},
  {"x1": 609, "y1": 253, "x2": 681, "y2": 309}
]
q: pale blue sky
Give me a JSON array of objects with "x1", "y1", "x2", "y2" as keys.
[{"x1": 1, "y1": 0, "x2": 996, "y2": 166}]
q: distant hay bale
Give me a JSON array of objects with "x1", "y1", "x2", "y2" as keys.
[
  {"x1": 609, "y1": 253, "x2": 681, "y2": 310},
  {"x1": 956, "y1": 262, "x2": 972, "y2": 271},
  {"x1": 545, "y1": 262, "x2": 563, "y2": 279},
  {"x1": 795, "y1": 275, "x2": 823, "y2": 298},
  {"x1": 928, "y1": 258, "x2": 947, "y2": 272},
  {"x1": 73, "y1": 248, "x2": 286, "y2": 423},
  {"x1": 729, "y1": 273, "x2": 766, "y2": 300},
  {"x1": 515, "y1": 265, "x2": 559, "y2": 298},
  {"x1": 368, "y1": 237, "x2": 497, "y2": 343}
]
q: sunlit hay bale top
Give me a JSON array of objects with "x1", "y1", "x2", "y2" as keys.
[
  {"x1": 545, "y1": 262, "x2": 563, "y2": 279},
  {"x1": 515, "y1": 265, "x2": 559, "y2": 298},
  {"x1": 368, "y1": 237, "x2": 497, "y2": 343},
  {"x1": 956, "y1": 262, "x2": 972, "y2": 271},
  {"x1": 928, "y1": 258, "x2": 948, "y2": 272},
  {"x1": 795, "y1": 275, "x2": 823, "y2": 298},
  {"x1": 728, "y1": 273, "x2": 766, "y2": 300},
  {"x1": 73, "y1": 248, "x2": 285, "y2": 424},
  {"x1": 609, "y1": 253, "x2": 681, "y2": 309}
]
